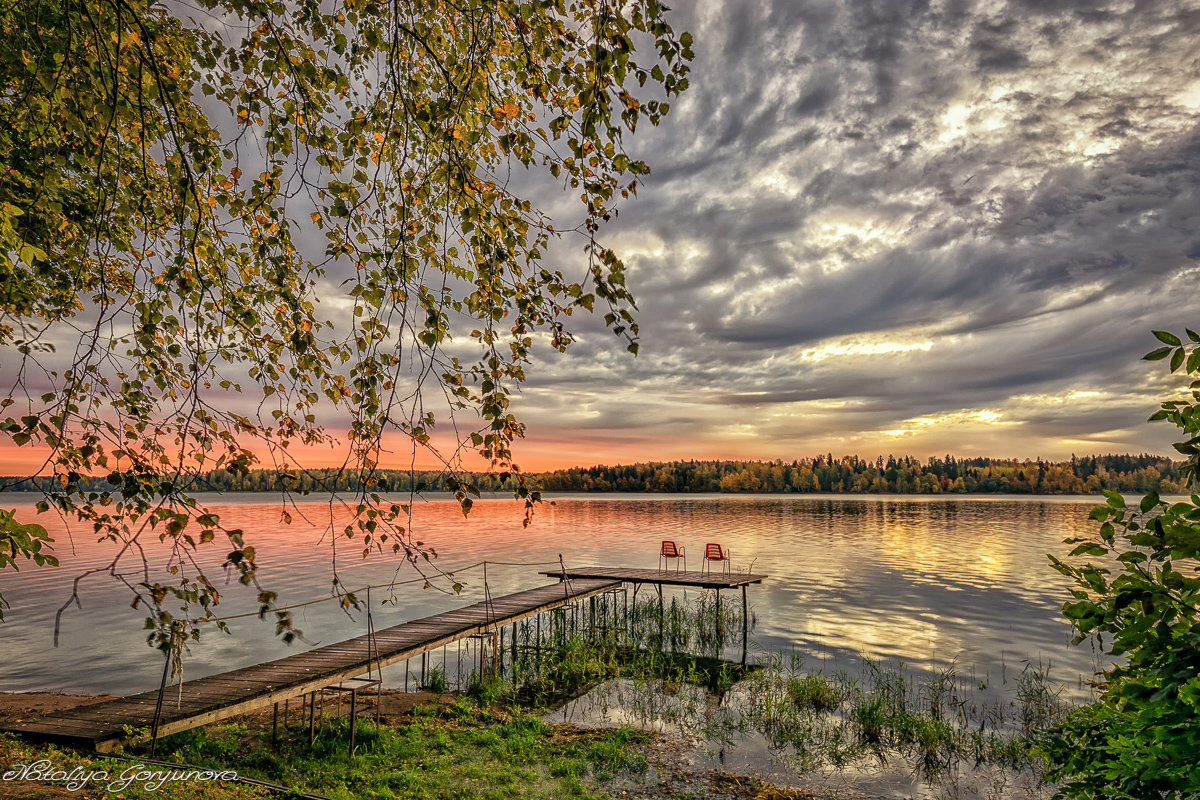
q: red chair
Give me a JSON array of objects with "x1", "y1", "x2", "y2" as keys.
[
  {"x1": 702, "y1": 543, "x2": 731, "y2": 576},
  {"x1": 659, "y1": 540, "x2": 686, "y2": 572}
]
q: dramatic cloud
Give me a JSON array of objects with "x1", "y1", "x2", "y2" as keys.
[
  {"x1": 511, "y1": 0, "x2": 1200, "y2": 468},
  {"x1": 3, "y1": 1, "x2": 1192, "y2": 474}
]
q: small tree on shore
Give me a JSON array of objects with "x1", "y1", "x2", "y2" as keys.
[
  {"x1": 1046, "y1": 329, "x2": 1200, "y2": 798},
  {"x1": 0, "y1": 0, "x2": 691, "y2": 648}
]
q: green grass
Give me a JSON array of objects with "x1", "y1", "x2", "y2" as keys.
[
  {"x1": 0, "y1": 698, "x2": 653, "y2": 800},
  {"x1": 786, "y1": 674, "x2": 842, "y2": 712},
  {"x1": 146, "y1": 702, "x2": 648, "y2": 800}
]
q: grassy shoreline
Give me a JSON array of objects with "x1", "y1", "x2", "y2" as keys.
[{"x1": 0, "y1": 691, "x2": 828, "y2": 800}]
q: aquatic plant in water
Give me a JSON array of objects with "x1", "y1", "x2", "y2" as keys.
[{"x1": 447, "y1": 592, "x2": 1072, "y2": 798}]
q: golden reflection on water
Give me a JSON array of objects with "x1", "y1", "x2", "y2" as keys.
[{"x1": 875, "y1": 504, "x2": 1016, "y2": 587}]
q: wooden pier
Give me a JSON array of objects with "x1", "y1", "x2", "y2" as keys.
[
  {"x1": 1, "y1": 577, "x2": 619, "y2": 752},
  {"x1": 540, "y1": 565, "x2": 767, "y2": 616},
  {"x1": 538, "y1": 566, "x2": 767, "y2": 590}
]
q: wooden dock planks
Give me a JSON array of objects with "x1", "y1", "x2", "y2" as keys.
[
  {"x1": 1, "y1": 577, "x2": 620, "y2": 752},
  {"x1": 539, "y1": 566, "x2": 768, "y2": 589}
]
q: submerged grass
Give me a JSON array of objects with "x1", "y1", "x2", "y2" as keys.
[
  {"x1": 505, "y1": 593, "x2": 1070, "y2": 781},
  {"x1": 738, "y1": 654, "x2": 1070, "y2": 778},
  {"x1": 504, "y1": 593, "x2": 1072, "y2": 798}
]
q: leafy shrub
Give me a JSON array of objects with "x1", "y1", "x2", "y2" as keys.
[{"x1": 1045, "y1": 329, "x2": 1200, "y2": 799}]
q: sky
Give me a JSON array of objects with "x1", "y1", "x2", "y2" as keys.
[
  {"x1": 3, "y1": 0, "x2": 1199, "y2": 477},
  {"x1": 498, "y1": 0, "x2": 1200, "y2": 471}
]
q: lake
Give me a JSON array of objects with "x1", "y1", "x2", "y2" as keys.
[{"x1": 0, "y1": 493, "x2": 1107, "y2": 699}]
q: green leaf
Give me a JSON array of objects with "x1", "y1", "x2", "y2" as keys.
[
  {"x1": 1144, "y1": 347, "x2": 1172, "y2": 361},
  {"x1": 1103, "y1": 490, "x2": 1126, "y2": 508},
  {"x1": 1154, "y1": 330, "x2": 1183, "y2": 346},
  {"x1": 1170, "y1": 347, "x2": 1185, "y2": 372},
  {"x1": 18, "y1": 243, "x2": 47, "y2": 265}
]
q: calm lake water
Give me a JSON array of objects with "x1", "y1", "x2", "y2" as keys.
[{"x1": 0, "y1": 493, "x2": 1107, "y2": 699}]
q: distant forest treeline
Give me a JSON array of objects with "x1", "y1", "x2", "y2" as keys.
[
  {"x1": 0, "y1": 453, "x2": 1186, "y2": 496},
  {"x1": 0, "y1": 468, "x2": 519, "y2": 495},
  {"x1": 539, "y1": 454, "x2": 1185, "y2": 494}
]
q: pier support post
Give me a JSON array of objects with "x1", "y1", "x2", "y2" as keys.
[
  {"x1": 657, "y1": 583, "x2": 664, "y2": 645},
  {"x1": 149, "y1": 641, "x2": 173, "y2": 758},
  {"x1": 741, "y1": 585, "x2": 749, "y2": 665},
  {"x1": 309, "y1": 692, "x2": 316, "y2": 745},
  {"x1": 716, "y1": 589, "x2": 722, "y2": 642},
  {"x1": 734, "y1": 585, "x2": 744, "y2": 666}
]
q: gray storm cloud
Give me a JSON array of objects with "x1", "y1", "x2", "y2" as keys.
[{"x1": 512, "y1": 0, "x2": 1200, "y2": 462}]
